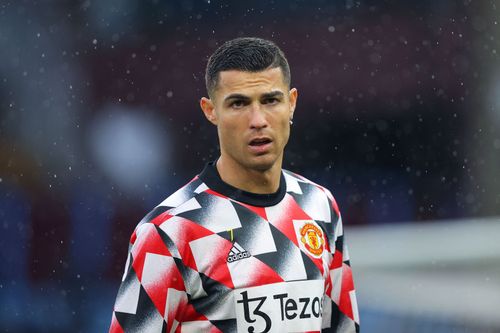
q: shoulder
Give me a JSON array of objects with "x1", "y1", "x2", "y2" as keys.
[
  {"x1": 282, "y1": 169, "x2": 341, "y2": 218},
  {"x1": 282, "y1": 169, "x2": 335, "y2": 199},
  {"x1": 135, "y1": 175, "x2": 207, "y2": 230}
]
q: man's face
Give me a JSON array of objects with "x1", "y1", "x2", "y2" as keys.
[{"x1": 201, "y1": 67, "x2": 297, "y2": 172}]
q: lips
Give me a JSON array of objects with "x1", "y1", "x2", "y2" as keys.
[
  {"x1": 248, "y1": 137, "x2": 273, "y2": 154},
  {"x1": 249, "y1": 137, "x2": 272, "y2": 146}
]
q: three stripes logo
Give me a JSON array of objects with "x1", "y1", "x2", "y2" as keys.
[{"x1": 227, "y1": 242, "x2": 251, "y2": 263}]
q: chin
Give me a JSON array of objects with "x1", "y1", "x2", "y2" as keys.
[{"x1": 245, "y1": 156, "x2": 278, "y2": 172}]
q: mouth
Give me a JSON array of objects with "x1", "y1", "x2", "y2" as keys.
[{"x1": 249, "y1": 137, "x2": 273, "y2": 147}]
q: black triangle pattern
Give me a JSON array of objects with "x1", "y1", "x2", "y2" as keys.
[
  {"x1": 189, "y1": 272, "x2": 233, "y2": 323},
  {"x1": 115, "y1": 284, "x2": 166, "y2": 332}
]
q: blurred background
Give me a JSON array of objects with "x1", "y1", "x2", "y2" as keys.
[{"x1": 0, "y1": 0, "x2": 499, "y2": 332}]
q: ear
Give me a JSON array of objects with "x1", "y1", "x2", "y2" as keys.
[
  {"x1": 288, "y1": 88, "x2": 298, "y2": 120},
  {"x1": 200, "y1": 97, "x2": 218, "y2": 125}
]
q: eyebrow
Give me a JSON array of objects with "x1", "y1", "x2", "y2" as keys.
[
  {"x1": 261, "y1": 91, "x2": 285, "y2": 99},
  {"x1": 224, "y1": 94, "x2": 251, "y2": 103},
  {"x1": 223, "y1": 90, "x2": 285, "y2": 103}
]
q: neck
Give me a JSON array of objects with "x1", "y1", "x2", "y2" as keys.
[{"x1": 216, "y1": 156, "x2": 282, "y2": 194}]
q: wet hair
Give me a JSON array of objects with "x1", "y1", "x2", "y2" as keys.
[{"x1": 205, "y1": 37, "x2": 291, "y2": 98}]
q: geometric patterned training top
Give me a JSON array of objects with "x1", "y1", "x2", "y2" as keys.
[{"x1": 109, "y1": 162, "x2": 360, "y2": 332}]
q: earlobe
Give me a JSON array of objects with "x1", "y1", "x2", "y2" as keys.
[{"x1": 200, "y1": 97, "x2": 217, "y2": 125}]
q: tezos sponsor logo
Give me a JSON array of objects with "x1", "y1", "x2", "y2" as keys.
[{"x1": 234, "y1": 280, "x2": 324, "y2": 333}]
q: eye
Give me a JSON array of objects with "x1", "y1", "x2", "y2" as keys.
[
  {"x1": 263, "y1": 97, "x2": 280, "y2": 105},
  {"x1": 230, "y1": 100, "x2": 246, "y2": 109}
]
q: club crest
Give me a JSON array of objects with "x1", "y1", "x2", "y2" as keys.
[{"x1": 299, "y1": 222, "x2": 325, "y2": 258}]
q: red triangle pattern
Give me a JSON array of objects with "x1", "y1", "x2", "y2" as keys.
[
  {"x1": 150, "y1": 212, "x2": 173, "y2": 227},
  {"x1": 238, "y1": 256, "x2": 285, "y2": 286},
  {"x1": 131, "y1": 224, "x2": 172, "y2": 281},
  {"x1": 266, "y1": 193, "x2": 312, "y2": 248},
  {"x1": 108, "y1": 312, "x2": 124, "y2": 333},
  {"x1": 204, "y1": 189, "x2": 228, "y2": 200},
  {"x1": 167, "y1": 217, "x2": 216, "y2": 272},
  {"x1": 338, "y1": 263, "x2": 355, "y2": 321},
  {"x1": 237, "y1": 202, "x2": 268, "y2": 220},
  {"x1": 179, "y1": 302, "x2": 208, "y2": 322},
  {"x1": 331, "y1": 249, "x2": 344, "y2": 270},
  {"x1": 164, "y1": 291, "x2": 189, "y2": 331},
  {"x1": 141, "y1": 257, "x2": 186, "y2": 318}
]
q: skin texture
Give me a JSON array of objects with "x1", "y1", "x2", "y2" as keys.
[{"x1": 200, "y1": 67, "x2": 298, "y2": 194}]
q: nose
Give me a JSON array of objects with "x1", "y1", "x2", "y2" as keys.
[{"x1": 249, "y1": 104, "x2": 268, "y2": 129}]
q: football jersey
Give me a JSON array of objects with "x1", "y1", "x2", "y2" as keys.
[{"x1": 109, "y1": 162, "x2": 360, "y2": 332}]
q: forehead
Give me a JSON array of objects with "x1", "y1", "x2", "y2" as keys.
[{"x1": 215, "y1": 67, "x2": 287, "y2": 97}]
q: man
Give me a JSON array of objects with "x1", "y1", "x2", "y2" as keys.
[{"x1": 109, "y1": 37, "x2": 359, "y2": 332}]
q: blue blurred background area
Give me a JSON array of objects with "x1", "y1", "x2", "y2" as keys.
[{"x1": 0, "y1": 1, "x2": 499, "y2": 332}]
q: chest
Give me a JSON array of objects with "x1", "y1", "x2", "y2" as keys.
[
  {"x1": 171, "y1": 191, "x2": 336, "y2": 294},
  {"x1": 186, "y1": 216, "x2": 333, "y2": 296}
]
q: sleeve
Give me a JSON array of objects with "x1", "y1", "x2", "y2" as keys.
[
  {"x1": 322, "y1": 191, "x2": 360, "y2": 333},
  {"x1": 109, "y1": 221, "x2": 188, "y2": 333}
]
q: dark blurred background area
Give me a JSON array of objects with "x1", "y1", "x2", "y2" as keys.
[{"x1": 1, "y1": 1, "x2": 499, "y2": 332}]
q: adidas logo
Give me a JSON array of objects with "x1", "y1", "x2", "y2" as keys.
[{"x1": 226, "y1": 242, "x2": 251, "y2": 263}]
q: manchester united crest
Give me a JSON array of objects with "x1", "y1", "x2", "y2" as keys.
[{"x1": 298, "y1": 222, "x2": 325, "y2": 258}]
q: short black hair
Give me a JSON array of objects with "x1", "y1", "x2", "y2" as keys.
[{"x1": 205, "y1": 37, "x2": 291, "y2": 98}]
